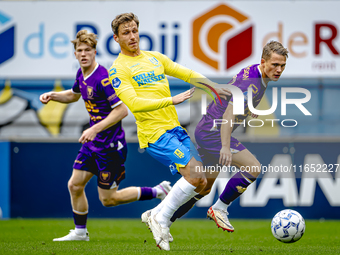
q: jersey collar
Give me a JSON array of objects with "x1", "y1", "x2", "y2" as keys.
[{"x1": 84, "y1": 63, "x2": 99, "y2": 81}]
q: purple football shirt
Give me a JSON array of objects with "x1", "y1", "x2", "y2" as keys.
[
  {"x1": 72, "y1": 64, "x2": 126, "y2": 153},
  {"x1": 195, "y1": 64, "x2": 267, "y2": 148}
]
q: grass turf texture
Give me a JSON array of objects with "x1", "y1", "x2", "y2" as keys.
[{"x1": 0, "y1": 219, "x2": 339, "y2": 254}]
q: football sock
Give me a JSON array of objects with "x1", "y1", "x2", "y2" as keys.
[
  {"x1": 212, "y1": 198, "x2": 230, "y2": 211},
  {"x1": 73, "y1": 210, "x2": 88, "y2": 235},
  {"x1": 219, "y1": 171, "x2": 256, "y2": 205},
  {"x1": 170, "y1": 194, "x2": 204, "y2": 222},
  {"x1": 156, "y1": 177, "x2": 198, "y2": 228},
  {"x1": 139, "y1": 187, "x2": 155, "y2": 201}
]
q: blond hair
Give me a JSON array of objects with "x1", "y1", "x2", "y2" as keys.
[
  {"x1": 111, "y1": 12, "x2": 139, "y2": 36},
  {"x1": 71, "y1": 30, "x2": 97, "y2": 50},
  {"x1": 262, "y1": 41, "x2": 289, "y2": 60}
]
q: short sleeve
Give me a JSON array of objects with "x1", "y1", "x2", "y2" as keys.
[
  {"x1": 99, "y1": 75, "x2": 122, "y2": 109},
  {"x1": 108, "y1": 64, "x2": 133, "y2": 97},
  {"x1": 72, "y1": 69, "x2": 82, "y2": 94}
]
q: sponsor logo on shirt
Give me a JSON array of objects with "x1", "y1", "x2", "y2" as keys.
[
  {"x1": 243, "y1": 66, "x2": 251, "y2": 80},
  {"x1": 107, "y1": 94, "x2": 117, "y2": 102},
  {"x1": 132, "y1": 71, "x2": 165, "y2": 86},
  {"x1": 109, "y1": 68, "x2": 117, "y2": 76},
  {"x1": 112, "y1": 77, "x2": 121, "y2": 88}
]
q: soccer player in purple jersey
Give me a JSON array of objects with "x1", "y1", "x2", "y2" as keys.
[
  {"x1": 169, "y1": 41, "x2": 289, "y2": 232},
  {"x1": 39, "y1": 30, "x2": 171, "y2": 241}
]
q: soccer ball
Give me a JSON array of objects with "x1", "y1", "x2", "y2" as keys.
[{"x1": 271, "y1": 209, "x2": 305, "y2": 243}]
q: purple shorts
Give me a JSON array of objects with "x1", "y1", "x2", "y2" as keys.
[
  {"x1": 73, "y1": 144, "x2": 127, "y2": 190},
  {"x1": 197, "y1": 136, "x2": 246, "y2": 166}
]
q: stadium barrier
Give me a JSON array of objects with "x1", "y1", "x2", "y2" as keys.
[{"x1": 2, "y1": 140, "x2": 339, "y2": 219}]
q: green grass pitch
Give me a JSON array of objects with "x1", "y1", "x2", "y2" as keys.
[{"x1": 0, "y1": 219, "x2": 339, "y2": 254}]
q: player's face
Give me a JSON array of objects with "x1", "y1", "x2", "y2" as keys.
[
  {"x1": 114, "y1": 21, "x2": 140, "y2": 56},
  {"x1": 74, "y1": 43, "x2": 96, "y2": 69},
  {"x1": 261, "y1": 53, "x2": 286, "y2": 82}
]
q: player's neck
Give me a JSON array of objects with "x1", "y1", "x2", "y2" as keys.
[
  {"x1": 120, "y1": 48, "x2": 141, "y2": 57},
  {"x1": 259, "y1": 65, "x2": 270, "y2": 86},
  {"x1": 82, "y1": 62, "x2": 98, "y2": 78}
]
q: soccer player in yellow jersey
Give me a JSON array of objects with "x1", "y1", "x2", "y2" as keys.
[{"x1": 109, "y1": 13, "x2": 230, "y2": 251}]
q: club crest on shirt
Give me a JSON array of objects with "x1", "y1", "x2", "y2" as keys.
[
  {"x1": 87, "y1": 86, "x2": 94, "y2": 99},
  {"x1": 100, "y1": 171, "x2": 111, "y2": 182},
  {"x1": 109, "y1": 68, "x2": 117, "y2": 77},
  {"x1": 112, "y1": 77, "x2": 121, "y2": 88},
  {"x1": 149, "y1": 57, "x2": 159, "y2": 66}
]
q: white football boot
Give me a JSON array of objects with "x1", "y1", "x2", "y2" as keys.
[
  {"x1": 147, "y1": 214, "x2": 170, "y2": 251},
  {"x1": 207, "y1": 206, "x2": 234, "y2": 232},
  {"x1": 53, "y1": 229, "x2": 89, "y2": 241},
  {"x1": 141, "y1": 209, "x2": 174, "y2": 243},
  {"x1": 154, "y1": 181, "x2": 172, "y2": 200}
]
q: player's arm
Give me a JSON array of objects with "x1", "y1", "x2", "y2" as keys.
[
  {"x1": 158, "y1": 53, "x2": 231, "y2": 98},
  {"x1": 79, "y1": 102, "x2": 128, "y2": 144},
  {"x1": 118, "y1": 85, "x2": 195, "y2": 113},
  {"x1": 220, "y1": 104, "x2": 235, "y2": 166},
  {"x1": 40, "y1": 90, "x2": 81, "y2": 104},
  {"x1": 117, "y1": 86, "x2": 173, "y2": 113}
]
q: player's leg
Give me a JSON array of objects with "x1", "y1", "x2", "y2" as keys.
[
  {"x1": 217, "y1": 148, "x2": 261, "y2": 205},
  {"x1": 53, "y1": 168, "x2": 93, "y2": 241},
  {"x1": 96, "y1": 147, "x2": 171, "y2": 207},
  {"x1": 143, "y1": 127, "x2": 207, "y2": 250},
  {"x1": 153, "y1": 155, "x2": 206, "y2": 222},
  {"x1": 169, "y1": 169, "x2": 219, "y2": 224},
  {"x1": 208, "y1": 147, "x2": 261, "y2": 232},
  {"x1": 148, "y1": 158, "x2": 206, "y2": 251},
  {"x1": 98, "y1": 181, "x2": 171, "y2": 207},
  {"x1": 53, "y1": 145, "x2": 96, "y2": 241},
  {"x1": 168, "y1": 144, "x2": 223, "y2": 224}
]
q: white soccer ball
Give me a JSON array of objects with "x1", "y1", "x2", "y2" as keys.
[{"x1": 271, "y1": 209, "x2": 305, "y2": 243}]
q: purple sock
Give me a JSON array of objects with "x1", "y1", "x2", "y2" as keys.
[
  {"x1": 73, "y1": 211, "x2": 87, "y2": 229},
  {"x1": 219, "y1": 171, "x2": 256, "y2": 205},
  {"x1": 139, "y1": 187, "x2": 156, "y2": 201}
]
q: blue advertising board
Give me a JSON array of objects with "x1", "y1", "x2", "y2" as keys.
[
  {"x1": 7, "y1": 141, "x2": 340, "y2": 219},
  {"x1": 0, "y1": 141, "x2": 10, "y2": 219}
]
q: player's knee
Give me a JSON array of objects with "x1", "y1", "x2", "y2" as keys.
[
  {"x1": 68, "y1": 180, "x2": 84, "y2": 195},
  {"x1": 244, "y1": 160, "x2": 261, "y2": 178},
  {"x1": 100, "y1": 195, "x2": 120, "y2": 207},
  {"x1": 189, "y1": 176, "x2": 207, "y2": 189},
  {"x1": 100, "y1": 197, "x2": 116, "y2": 207},
  {"x1": 200, "y1": 183, "x2": 213, "y2": 196}
]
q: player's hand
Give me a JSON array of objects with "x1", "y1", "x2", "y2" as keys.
[
  {"x1": 215, "y1": 87, "x2": 231, "y2": 100},
  {"x1": 39, "y1": 92, "x2": 53, "y2": 104},
  {"x1": 219, "y1": 146, "x2": 232, "y2": 166},
  {"x1": 172, "y1": 88, "x2": 195, "y2": 105},
  {"x1": 79, "y1": 127, "x2": 98, "y2": 144}
]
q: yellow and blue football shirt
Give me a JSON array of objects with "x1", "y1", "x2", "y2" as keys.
[{"x1": 108, "y1": 50, "x2": 206, "y2": 148}]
